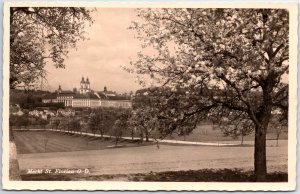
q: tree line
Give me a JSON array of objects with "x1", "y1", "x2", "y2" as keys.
[{"x1": 29, "y1": 107, "x2": 161, "y2": 146}]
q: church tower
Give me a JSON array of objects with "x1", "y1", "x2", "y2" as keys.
[
  {"x1": 57, "y1": 85, "x2": 62, "y2": 94},
  {"x1": 79, "y1": 77, "x2": 91, "y2": 94},
  {"x1": 86, "y1": 77, "x2": 90, "y2": 90}
]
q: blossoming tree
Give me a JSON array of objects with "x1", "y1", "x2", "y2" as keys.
[{"x1": 129, "y1": 8, "x2": 288, "y2": 181}]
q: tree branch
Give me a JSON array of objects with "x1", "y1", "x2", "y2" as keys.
[{"x1": 218, "y1": 74, "x2": 260, "y2": 126}]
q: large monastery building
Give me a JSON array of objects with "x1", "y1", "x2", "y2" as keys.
[{"x1": 42, "y1": 77, "x2": 132, "y2": 108}]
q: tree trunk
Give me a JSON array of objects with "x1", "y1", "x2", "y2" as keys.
[
  {"x1": 145, "y1": 130, "x2": 149, "y2": 142},
  {"x1": 115, "y1": 137, "x2": 118, "y2": 146},
  {"x1": 254, "y1": 125, "x2": 267, "y2": 181},
  {"x1": 241, "y1": 135, "x2": 244, "y2": 145},
  {"x1": 140, "y1": 132, "x2": 144, "y2": 142}
]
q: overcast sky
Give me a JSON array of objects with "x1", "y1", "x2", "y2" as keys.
[{"x1": 45, "y1": 9, "x2": 142, "y2": 94}]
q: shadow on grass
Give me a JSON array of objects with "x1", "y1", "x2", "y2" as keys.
[
  {"x1": 20, "y1": 168, "x2": 287, "y2": 182},
  {"x1": 132, "y1": 168, "x2": 287, "y2": 182}
]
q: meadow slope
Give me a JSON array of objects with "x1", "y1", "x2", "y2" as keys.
[{"x1": 14, "y1": 131, "x2": 288, "y2": 177}]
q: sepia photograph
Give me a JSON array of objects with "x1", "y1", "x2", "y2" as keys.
[{"x1": 2, "y1": 1, "x2": 297, "y2": 191}]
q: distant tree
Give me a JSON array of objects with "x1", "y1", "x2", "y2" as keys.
[
  {"x1": 58, "y1": 119, "x2": 69, "y2": 132},
  {"x1": 128, "y1": 116, "x2": 137, "y2": 140},
  {"x1": 69, "y1": 118, "x2": 81, "y2": 134},
  {"x1": 39, "y1": 118, "x2": 49, "y2": 129},
  {"x1": 129, "y1": 8, "x2": 289, "y2": 181},
  {"x1": 133, "y1": 87, "x2": 201, "y2": 141},
  {"x1": 81, "y1": 115, "x2": 90, "y2": 134},
  {"x1": 274, "y1": 126, "x2": 282, "y2": 146},
  {"x1": 10, "y1": 7, "x2": 94, "y2": 89},
  {"x1": 10, "y1": 115, "x2": 29, "y2": 128},
  {"x1": 268, "y1": 114, "x2": 287, "y2": 146},
  {"x1": 89, "y1": 110, "x2": 104, "y2": 136},
  {"x1": 52, "y1": 119, "x2": 60, "y2": 130},
  {"x1": 176, "y1": 125, "x2": 195, "y2": 141},
  {"x1": 218, "y1": 117, "x2": 254, "y2": 145},
  {"x1": 112, "y1": 109, "x2": 131, "y2": 145},
  {"x1": 112, "y1": 119, "x2": 123, "y2": 146},
  {"x1": 46, "y1": 103, "x2": 65, "y2": 111},
  {"x1": 88, "y1": 108, "x2": 121, "y2": 137},
  {"x1": 130, "y1": 107, "x2": 158, "y2": 142},
  {"x1": 101, "y1": 108, "x2": 118, "y2": 137}
]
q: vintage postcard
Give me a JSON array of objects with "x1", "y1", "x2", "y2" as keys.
[{"x1": 2, "y1": 1, "x2": 297, "y2": 191}]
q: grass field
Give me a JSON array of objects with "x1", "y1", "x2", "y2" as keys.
[
  {"x1": 14, "y1": 130, "x2": 148, "y2": 154},
  {"x1": 14, "y1": 130, "x2": 288, "y2": 181},
  {"x1": 166, "y1": 124, "x2": 288, "y2": 142}
]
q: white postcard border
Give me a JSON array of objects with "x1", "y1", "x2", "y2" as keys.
[{"x1": 2, "y1": 1, "x2": 297, "y2": 191}]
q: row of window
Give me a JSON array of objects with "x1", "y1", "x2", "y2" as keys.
[
  {"x1": 43, "y1": 99, "x2": 132, "y2": 108},
  {"x1": 57, "y1": 96, "x2": 73, "y2": 99}
]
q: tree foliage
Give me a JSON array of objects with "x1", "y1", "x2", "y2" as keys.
[
  {"x1": 58, "y1": 119, "x2": 69, "y2": 131},
  {"x1": 10, "y1": 7, "x2": 94, "y2": 89},
  {"x1": 130, "y1": 107, "x2": 158, "y2": 142},
  {"x1": 111, "y1": 109, "x2": 132, "y2": 145},
  {"x1": 89, "y1": 111, "x2": 103, "y2": 136},
  {"x1": 51, "y1": 119, "x2": 60, "y2": 130},
  {"x1": 130, "y1": 8, "x2": 289, "y2": 181},
  {"x1": 134, "y1": 87, "x2": 207, "y2": 139},
  {"x1": 9, "y1": 114, "x2": 50, "y2": 128},
  {"x1": 68, "y1": 117, "x2": 81, "y2": 133},
  {"x1": 89, "y1": 108, "x2": 117, "y2": 137}
]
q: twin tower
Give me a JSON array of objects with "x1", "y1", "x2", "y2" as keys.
[{"x1": 79, "y1": 77, "x2": 91, "y2": 94}]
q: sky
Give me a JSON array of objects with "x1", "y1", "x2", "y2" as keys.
[
  {"x1": 44, "y1": 9, "x2": 143, "y2": 94},
  {"x1": 43, "y1": 8, "x2": 289, "y2": 93}
]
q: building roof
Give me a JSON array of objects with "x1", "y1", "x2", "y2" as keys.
[
  {"x1": 97, "y1": 92, "x2": 108, "y2": 99},
  {"x1": 59, "y1": 90, "x2": 74, "y2": 94},
  {"x1": 98, "y1": 92, "x2": 132, "y2": 101},
  {"x1": 73, "y1": 92, "x2": 99, "y2": 99},
  {"x1": 58, "y1": 91, "x2": 75, "y2": 97}
]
